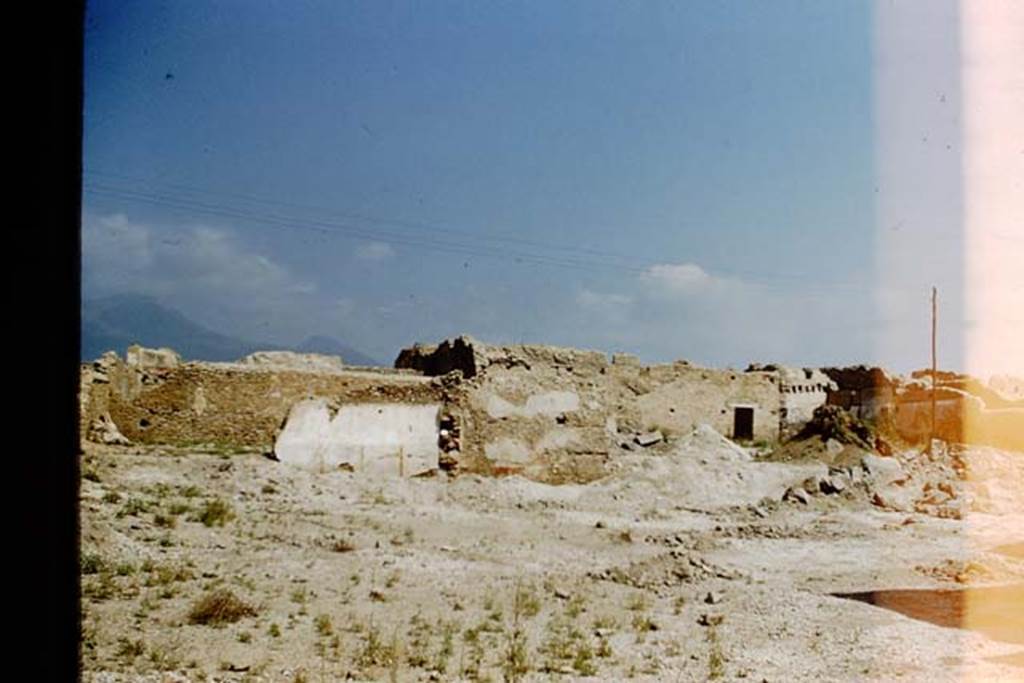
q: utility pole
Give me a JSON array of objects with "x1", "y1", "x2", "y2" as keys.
[{"x1": 927, "y1": 286, "x2": 937, "y2": 454}]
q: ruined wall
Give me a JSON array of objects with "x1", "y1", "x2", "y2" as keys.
[
  {"x1": 823, "y1": 366, "x2": 899, "y2": 421},
  {"x1": 398, "y1": 339, "x2": 785, "y2": 482},
  {"x1": 895, "y1": 383, "x2": 1024, "y2": 451},
  {"x1": 274, "y1": 399, "x2": 441, "y2": 475},
  {"x1": 824, "y1": 366, "x2": 1024, "y2": 451},
  {"x1": 82, "y1": 353, "x2": 444, "y2": 451},
  {"x1": 608, "y1": 361, "x2": 781, "y2": 442},
  {"x1": 452, "y1": 343, "x2": 614, "y2": 484},
  {"x1": 394, "y1": 336, "x2": 484, "y2": 378},
  {"x1": 776, "y1": 367, "x2": 836, "y2": 438}
]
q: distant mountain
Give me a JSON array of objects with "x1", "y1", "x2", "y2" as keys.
[{"x1": 81, "y1": 294, "x2": 381, "y2": 366}]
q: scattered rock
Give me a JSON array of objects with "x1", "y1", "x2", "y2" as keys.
[
  {"x1": 704, "y1": 591, "x2": 723, "y2": 604},
  {"x1": 635, "y1": 431, "x2": 664, "y2": 447},
  {"x1": 820, "y1": 475, "x2": 846, "y2": 495},
  {"x1": 783, "y1": 486, "x2": 810, "y2": 505},
  {"x1": 698, "y1": 613, "x2": 724, "y2": 627},
  {"x1": 88, "y1": 413, "x2": 131, "y2": 446}
]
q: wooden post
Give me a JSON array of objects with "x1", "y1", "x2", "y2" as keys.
[
  {"x1": 398, "y1": 446, "x2": 405, "y2": 478},
  {"x1": 928, "y1": 286, "x2": 937, "y2": 455}
]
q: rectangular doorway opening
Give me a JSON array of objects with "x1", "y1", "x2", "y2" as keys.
[{"x1": 733, "y1": 406, "x2": 754, "y2": 440}]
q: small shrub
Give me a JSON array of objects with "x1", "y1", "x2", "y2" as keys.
[
  {"x1": 673, "y1": 595, "x2": 687, "y2": 615},
  {"x1": 626, "y1": 593, "x2": 649, "y2": 612},
  {"x1": 102, "y1": 491, "x2": 121, "y2": 504},
  {"x1": 513, "y1": 583, "x2": 542, "y2": 619},
  {"x1": 315, "y1": 614, "x2": 333, "y2": 637},
  {"x1": 180, "y1": 485, "x2": 201, "y2": 498},
  {"x1": 153, "y1": 513, "x2": 176, "y2": 529},
  {"x1": 82, "y1": 469, "x2": 101, "y2": 483},
  {"x1": 356, "y1": 625, "x2": 397, "y2": 669},
  {"x1": 332, "y1": 539, "x2": 356, "y2": 553},
  {"x1": 572, "y1": 641, "x2": 596, "y2": 676},
  {"x1": 187, "y1": 589, "x2": 256, "y2": 626},
  {"x1": 80, "y1": 552, "x2": 105, "y2": 575},
  {"x1": 117, "y1": 498, "x2": 149, "y2": 518},
  {"x1": 268, "y1": 623, "x2": 281, "y2": 638},
  {"x1": 631, "y1": 614, "x2": 657, "y2": 633},
  {"x1": 196, "y1": 498, "x2": 233, "y2": 527},
  {"x1": 707, "y1": 624, "x2": 726, "y2": 679},
  {"x1": 116, "y1": 637, "x2": 145, "y2": 660}
]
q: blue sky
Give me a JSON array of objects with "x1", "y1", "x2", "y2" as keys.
[{"x1": 83, "y1": 1, "x2": 986, "y2": 373}]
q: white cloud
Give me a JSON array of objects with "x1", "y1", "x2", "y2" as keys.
[
  {"x1": 354, "y1": 241, "x2": 395, "y2": 263},
  {"x1": 640, "y1": 262, "x2": 716, "y2": 295},
  {"x1": 82, "y1": 213, "x2": 315, "y2": 299},
  {"x1": 576, "y1": 288, "x2": 632, "y2": 310}
]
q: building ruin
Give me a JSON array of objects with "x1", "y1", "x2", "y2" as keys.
[{"x1": 80, "y1": 338, "x2": 1024, "y2": 481}]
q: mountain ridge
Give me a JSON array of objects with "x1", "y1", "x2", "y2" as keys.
[{"x1": 81, "y1": 294, "x2": 381, "y2": 366}]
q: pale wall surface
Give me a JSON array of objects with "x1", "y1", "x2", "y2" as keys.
[{"x1": 275, "y1": 399, "x2": 441, "y2": 475}]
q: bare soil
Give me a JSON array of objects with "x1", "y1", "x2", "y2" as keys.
[{"x1": 79, "y1": 436, "x2": 1024, "y2": 682}]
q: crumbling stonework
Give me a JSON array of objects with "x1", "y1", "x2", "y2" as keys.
[
  {"x1": 126, "y1": 344, "x2": 181, "y2": 369},
  {"x1": 823, "y1": 365, "x2": 1024, "y2": 451},
  {"x1": 396, "y1": 337, "x2": 786, "y2": 482},
  {"x1": 81, "y1": 342, "x2": 1024, "y2": 484},
  {"x1": 80, "y1": 350, "x2": 443, "y2": 452}
]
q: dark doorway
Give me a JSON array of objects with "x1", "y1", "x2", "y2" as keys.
[{"x1": 733, "y1": 407, "x2": 754, "y2": 440}]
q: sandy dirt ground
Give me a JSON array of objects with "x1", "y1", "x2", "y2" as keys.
[{"x1": 79, "y1": 430, "x2": 1024, "y2": 682}]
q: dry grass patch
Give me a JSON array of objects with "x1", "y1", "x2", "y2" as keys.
[{"x1": 187, "y1": 588, "x2": 257, "y2": 626}]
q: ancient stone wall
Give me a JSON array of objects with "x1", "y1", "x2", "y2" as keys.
[
  {"x1": 776, "y1": 367, "x2": 836, "y2": 439},
  {"x1": 608, "y1": 361, "x2": 781, "y2": 443},
  {"x1": 823, "y1": 366, "x2": 1024, "y2": 451},
  {"x1": 401, "y1": 339, "x2": 785, "y2": 482},
  {"x1": 449, "y1": 342, "x2": 614, "y2": 483},
  {"x1": 81, "y1": 353, "x2": 444, "y2": 451}
]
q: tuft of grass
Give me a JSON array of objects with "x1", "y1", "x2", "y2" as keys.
[
  {"x1": 153, "y1": 513, "x2": 176, "y2": 529},
  {"x1": 80, "y1": 552, "x2": 105, "y2": 575},
  {"x1": 315, "y1": 614, "x2": 333, "y2": 637},
  {"x1": 196, "y1": 498, "x2": 234, "y2": 527},
  {"x1": 626, "y1": 593, "x2": 649, "y2": 612},
  {"x1": 356, "y1": 625, "x2": 398, "y2": 669},
  {"x1": 673, "y1": 595, "x2": 687, "y2": 615},
  {"x1": 268, "y1": 623, "x2": 281, "y2": 638},
  {"x1": 332, "y1": 538, "x2": 356, "y2": 553},
  {"x1": 187, "y1": 588, "x2": 256, "y2": 626},
  {"x1": 117, "y1": 498, "x2": 150, "y2": 518},
  {"x1": 116, "y1": 637, "x2": 146, "y2": 661},
  {"x1": 179, "y1": 485, "x2": 202, "y2": 498},
  {"x1": 707, "y1": 623, "x2": 726, "y2": 679},
  {"x1": 168, "y1": 502, "x2": 190, "y2": 516}
]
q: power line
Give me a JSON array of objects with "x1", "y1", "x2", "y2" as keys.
[
  {"x1": 83, "y1": 169, "x2": 651, "y2": 266},
  {"x1": 82, "y1": 177, "x2": 899, "y2": 293},
  {"x1": 84, "y1": 176, "x2": 1014, "y2": 297},
  {"x1": 83, "y1": 182, "x2": 647, "y2": 274}
]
